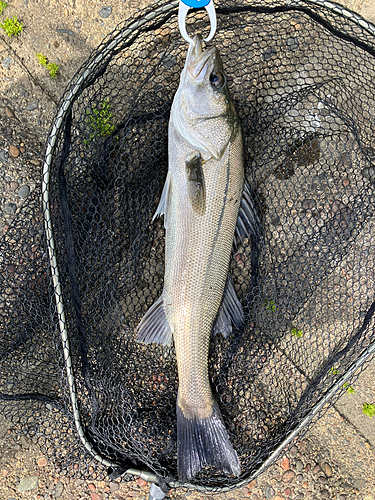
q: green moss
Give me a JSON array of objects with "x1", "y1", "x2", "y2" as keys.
[
  {"x1": 329, "y1": 367, "x2": 339, "y2": 376},
  {"x1": 47, "y1": 62, "x2": 59, "y2": 79},
  {"x1": 1, "y1": 16, "x2": 23, "y2": 37},
  {"x1": 85, "y1": 99, "x2": 115, "y2": 143},
  {"x1": 291, "y1": 328, "x2": 303, "y2": 338},
  {"x1": 265, "y1": 299, "x2": 276, "y2": 312},
  {"x1": 36, "y1": 53, "x2": 60, "y2": 79},
  {"x1": 342, "y1": 382, "x2": 355, "y2": 394},
  {"x1": 0, "y1": 1, "x2": 8, "y2": 16},
  {"x1": 362, "y1": 403, "x2": 375, "y2": 418},
  {"x1": 36, "y1": 52, "x2": 48, "y2": 66}
]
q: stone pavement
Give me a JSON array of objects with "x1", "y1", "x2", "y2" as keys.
[{"x1": 1, "y1": 0, "x2": 375, "y2": 499}]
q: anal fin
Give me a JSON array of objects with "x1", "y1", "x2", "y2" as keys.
[
  {"x1": 213, "y1": 273, "x2": 244, "y2": 337},
  {"x1": 136, "y1": 295, "x2": 172, "y2": 346},
  {"x1": 235, "y1": 181, "x2": 260, "y2": 242}
]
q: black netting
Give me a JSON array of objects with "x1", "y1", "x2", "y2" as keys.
[{"x1": 1, "y1": 0, "x2": 375, "y2": 491}]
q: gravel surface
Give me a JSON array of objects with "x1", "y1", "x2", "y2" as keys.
[{"x1": 1, "y1": 1, "x2": 375, "y2": 499}]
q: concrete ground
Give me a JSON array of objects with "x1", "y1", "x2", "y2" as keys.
[{"x1": 1, "y1": 0, "x2": 375, "y2": 499}]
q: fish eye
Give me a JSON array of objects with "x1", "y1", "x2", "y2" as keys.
[{"x1": 209, "y1": 71, "x2": 226, "y2": 89}]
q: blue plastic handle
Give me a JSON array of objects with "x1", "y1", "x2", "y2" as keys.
[{"x1": 181, "y1": 0, "x2": 210, "y2": 8}]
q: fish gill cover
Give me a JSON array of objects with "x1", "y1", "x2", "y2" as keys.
[{"x1": 1, "y1": 0, "x2": 375, "y2": 491}]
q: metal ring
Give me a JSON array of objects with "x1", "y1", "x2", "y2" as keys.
[{"x1": 178, "y1": 0, "x2": 217, "y2": 44}]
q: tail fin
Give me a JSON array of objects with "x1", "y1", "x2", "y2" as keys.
[{"x1": 176, "y1": 401, "x2": 241, "y2": 481}]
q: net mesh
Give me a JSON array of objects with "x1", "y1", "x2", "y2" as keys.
[{"x1": 1, "y1": 0, "x2": 375, "y2": 490}]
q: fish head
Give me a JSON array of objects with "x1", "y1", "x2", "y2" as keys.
[{"x1": 171, "y1": 34, "x2": 239, "y2": 160}]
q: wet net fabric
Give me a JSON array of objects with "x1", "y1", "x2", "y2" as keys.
[{"x1": 1, "y1": 0, "x2": 375, "y2": 490}]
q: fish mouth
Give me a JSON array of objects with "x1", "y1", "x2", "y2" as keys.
[{"x1": 187, "y1": 34, "x2": 216, "y2": 82}]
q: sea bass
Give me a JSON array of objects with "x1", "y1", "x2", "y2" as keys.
[{"x1": 137, "y1": 34, "x2": 257, "y2": 481}]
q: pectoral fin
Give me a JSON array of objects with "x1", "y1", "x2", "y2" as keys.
[
  {"x1": 136, "y1": 295, "x2": 172, "y2": 346},
  {"x1": 185, "y1": 153, "x2": 206, "y2": 215},
  {"x1": 153, "y1": 173, "x2": 172, "y2": 229},
  {"x1": 213, "y1": 273, "x2": 244, "y2": 337}
]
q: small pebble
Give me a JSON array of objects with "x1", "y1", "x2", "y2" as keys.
[
  {"x1": 136, "y1": 478, "x2": 147, "y2": 488},
  {"x1": 54, "y1": 482, "x2": 64, "y2": 498},
  {"x1": 320, "y1": 462, "x2": 332, "y2": 477},
  {"x1": 284, "y1": 488, "x2": 291, "y2": 496},
  {"x1": 281, "y1": 457, "x2": 290, "y2": 470},
  {"x1": 99, "y1": 6, "x2": 112, "y2": 18},
  {"x1": 3, "y1": 56, "x2": 12, "y2": 68},
  {"x1": 282, "y1": 470, "x2": 295, "y2": 483},
  {"x1": 341, "y1": 482, "x2": 352, "y2": 489},
  {"x1": 273, "y1": 496, "x2": 284, "y2": 500},
  {"x1": 320, "y1": 490, "x2": 329, "y2": 498},
  {"x1": 25, "y1": 102, "x2": 38, "y2": 111},
  {"x1": 343, "y1": 178, "x2": 350, "y2": 187},
  {"x1": 9, "y1": 145, "x2": 20, "y2": 158},
  {"x1": 319, "y1": 476, "x2": 328, "y2": 484},
  {"x1": 127, "y1": 491, "x2": 140, "y2": 497},
  {"x1": 362, "y1": 166, "x2": 375, "y2": 183},
  {"x1": 9, "y1": 181, "x2": 18, "y2": 191},
  {"x1": 0, "y1": 150, "x2": 9, "y2": 163},
  {"x1": 287, "y1": 37, "x2": 299, "y2": 50},
  {"x1": 18, "y1": 185, "x2": 30, "y2": 199},
  {"x1": 247, "y1": 480, "x2": 256, "y2": 490},
  {"x1": 1, "y1": 126, "x2": 12, "y2": 138},
  {"x1": 57, "y1": 28, "x2": 74, "y2": 35},
  {"x1": 290, "y1": 446, "x2": 298, "y2": 457},
  {"x1": 313, "y1": 465, "x2": 321, "y2": 474},
  {"x1": 302, "y1": 199, "x2": 316, "y2": 210},
  {"x1": 4, "y1": 203, "x2": 17, "y2": 215},
  {"x1": 160, "y1": 54, "x2": 177, "y2": 69},
  {"x1": 37, "y1": 457, "x2": 47, "y2": 467},
  {"x1": 109, "y1": 483, "x2": 119, "y2": 492},
  {"x1": 73, "y1": 20, "x2": 82, "y2": 29},
  {"x1": 18, "y1": 476, "x2": 39, "y2": 492},
  {"x1": 1, "y1": 468, "x2": 8, "y2": 476},
  {"x1": 88, "y1": 483, "x2": 96, "y2": 491},
  {"x1": 296, "y1": 459, "x2": 304, "y2": 472},
  {"x1": 264, "y1": 485, "x2": 274, "y2": 499},
  {"x1": 295, "y1": 495, "x2": 304, "y2": 500},
  {"x1": 354, "y1": 479, "x2": 366, "y2": 488},
  {"x1": 91, "y1": 493, "x2": 102, "y2": 500},
  {"x1": 20, "y1": 147, "x2": 26, "y2": 153},
  {"x1": 339, "y1": 495, "x2": 347, "y2": 500},
  {"x1": 5, "y1": 106, "x2": 16, "y2": 118},
  {"x1": 263, "y1": 47, "x2": 276, "y2": 60}
]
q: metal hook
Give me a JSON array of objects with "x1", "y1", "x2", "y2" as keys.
[{"x1": 178, "y1": 0, "x2": 217, "y2": 44}]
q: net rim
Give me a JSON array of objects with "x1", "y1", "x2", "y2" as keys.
[{"x1": 40, "y1": 0, "x2": 375, "y2": 490}]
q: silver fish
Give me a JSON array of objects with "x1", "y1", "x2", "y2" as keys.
[{"x1": 137, "y1": 34, "x2": 257, "y2": 481}]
